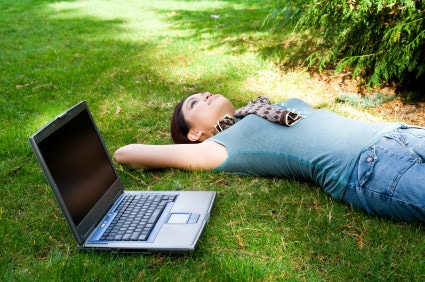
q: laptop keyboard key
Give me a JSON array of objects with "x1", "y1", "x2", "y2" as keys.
[
  {"x1": 100, "y1": 194, "x2": 175, "y2": 241},
  {"x1": 148, "y1": 208, "x2": 162, "y2": 224}
]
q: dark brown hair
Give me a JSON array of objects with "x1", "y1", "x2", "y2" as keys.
[{"x1": 170, "y1": 96, "x2": 199, "y2": 144}]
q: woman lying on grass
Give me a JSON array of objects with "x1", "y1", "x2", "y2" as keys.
[{"x1": 114, "y1": 92, "x2": 425, "y2": 223}]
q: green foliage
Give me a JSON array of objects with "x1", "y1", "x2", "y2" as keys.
[
  {"x1": 266, "y1": 0, "x2": 425, "y2": 88},
  {"x1": 336, "y1": 93, "x2": 395, "y2": 108}
]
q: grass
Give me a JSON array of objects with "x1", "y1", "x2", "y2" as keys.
[{"x1": 1, "y1": 0, "x2": 424, "y2": 280}]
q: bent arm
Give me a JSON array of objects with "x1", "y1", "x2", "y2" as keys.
[{"x1": 113, "y1": 141, "x2": 227, "y2": 171}]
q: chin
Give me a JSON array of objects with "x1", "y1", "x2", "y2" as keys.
[{"x1": 217, "y1": 95, "x2": 234, "y2": 108}]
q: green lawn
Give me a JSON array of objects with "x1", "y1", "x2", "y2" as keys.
[{"x1": 1, "y1": 0, "x2": 424, "y2": 280}]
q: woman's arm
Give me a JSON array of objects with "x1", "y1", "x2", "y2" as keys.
[{"x1": 113, "y1": 141, "x2": 227, "y2": 171}]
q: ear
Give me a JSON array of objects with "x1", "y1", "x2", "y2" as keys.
[{"x1": 187, "y1": 130, "x2": 202, "y2": 142}]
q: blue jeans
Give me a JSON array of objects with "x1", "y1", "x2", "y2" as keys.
[{"x1": 342, "y1": 125, "x2": 425, "y2": 223}]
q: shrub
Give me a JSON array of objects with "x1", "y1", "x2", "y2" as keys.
[{"x1": 265, "y1": 0, "x2": 425, "y2": 89}]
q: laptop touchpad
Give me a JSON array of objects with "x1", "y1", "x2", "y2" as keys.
[
  {"x1": 168, "y1": 213, "x2": 190, "y2": 224},
  {"x1": 167, "y1": 213, "x2": 200, "y2": 224}
]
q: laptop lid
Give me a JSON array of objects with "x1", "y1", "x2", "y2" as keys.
[{"x1": 29, "y1": 101, "x2": 123, "y2": 245}]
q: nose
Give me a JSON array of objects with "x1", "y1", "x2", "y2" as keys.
[{"x1": 203, "y1": 92, "x2": 212, "y2": 101}]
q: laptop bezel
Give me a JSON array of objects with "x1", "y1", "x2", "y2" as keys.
[{"x1": 28, "y1": 101, "x2": 123, "y2": 245}]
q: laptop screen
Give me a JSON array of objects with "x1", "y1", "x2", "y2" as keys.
[{"x1": 37, "y1": 109, "x2": 116, "y2": 226}]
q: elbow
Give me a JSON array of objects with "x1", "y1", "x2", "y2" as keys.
[
  {"x1": 113, "y1": 147, "x2": 126, "y2": 164},
  {"x1": 113, "y1": 145, "x2": 137, "y2": 169}
]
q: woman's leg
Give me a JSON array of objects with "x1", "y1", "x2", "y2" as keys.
[{"x1": 342, "y1": 126, "x2": 425, "y2": 223}]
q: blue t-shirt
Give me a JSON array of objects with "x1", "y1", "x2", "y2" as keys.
[{"x1": 209, "y1": 98, "x2": 401, "y2": 200}]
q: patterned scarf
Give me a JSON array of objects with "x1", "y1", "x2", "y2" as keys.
[{"x1": 214, "y1": 96, "x2": 304, "y2": 133}]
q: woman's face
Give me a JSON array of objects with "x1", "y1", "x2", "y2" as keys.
[{"x1": 182, "y1": 92, "x2": 235, "y2": 141}]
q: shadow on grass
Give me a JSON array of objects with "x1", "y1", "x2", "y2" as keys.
[
  {"x1": 163, "y1": 0, "x2": 425, "y2": 100},
  {"x1": 159, "y1": 0, "x2": 310, "y2": 68},
  {"x1": 1, "y1": 0, "x2": 311, "y2": 162},
  {"x1": 1, "y1": 0, "x2": 294, "y2": 128}
]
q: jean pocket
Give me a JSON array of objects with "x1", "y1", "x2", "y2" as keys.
[
  {"x1": 392, "y1": 126, "x2": 425, "y2": 161},
  {"x1": 356, "y1": 144, "x2": 414, "y2": 196}
]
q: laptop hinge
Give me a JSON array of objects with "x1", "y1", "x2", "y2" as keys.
[
  {"x1": 83, "y1": 190, "x2": 123, "y2": 241},
  {"x1": 83, "y1": 224, "x2": 97, "y2": 241}
]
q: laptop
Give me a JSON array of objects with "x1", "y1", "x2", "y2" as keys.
[{"x1": 29, "y1": 101, "x2": 216, "y2": 254}]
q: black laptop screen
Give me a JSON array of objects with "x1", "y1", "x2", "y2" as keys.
[{"x1": 38, "y1": 109, "x2": 116, "y2": 226}]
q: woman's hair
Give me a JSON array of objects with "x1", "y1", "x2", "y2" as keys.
[{"x1": 170, "y1": 96, "x2": 199, "y2": 144}]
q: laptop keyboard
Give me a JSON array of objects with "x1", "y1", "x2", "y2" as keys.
[{"x1": 100, "y1": 194, "x2": 176, "y2": 241}]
